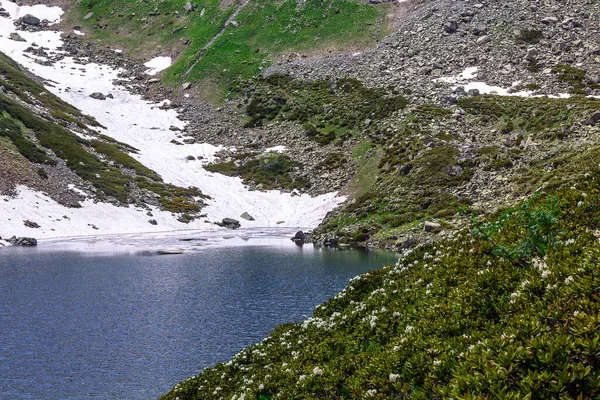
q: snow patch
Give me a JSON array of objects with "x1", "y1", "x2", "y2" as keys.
[
  {"x1": 1, "y1": 1, "x2": 63, "y2": 23},
  {"x1": 437, "y1": 66, "x2": 572, "y2": 98},
  {"x1": 144, "y1": 56, "x2": 172, "y2": 75},
  {"x1": 265, "y1": 145, "x2": 286, "y2": 153}
]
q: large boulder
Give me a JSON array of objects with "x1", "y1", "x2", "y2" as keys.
[
  {"x1": 424, "y1": 221, "x2": 442, "y2": 233},
  {"x1": 8, "y1": 236, "x2": 38, "y2": 246},
  {"x1": 444, "y1": 20, "x2": 458, "y2": 34},
  {"x1": 218, "y1": 218, "x2": 240, "y2": 229},
  {"x1": 585, "y1": 111, "x2": 600, "y2": 126},
  {"x1": 19, "y1": 14, "x2": 40, "y2": 26},
  {"x1": 89, "y1": 92, "x2": 107, "y2": 100},
  {"x1": 9, "y1": 32, "x2": 26, "y2": 42},
  {"x1": 291, "y1": 231, "x2": 306, "y2": 243}
]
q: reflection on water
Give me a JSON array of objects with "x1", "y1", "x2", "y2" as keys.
[{"x1": 0, "y1": 240, "x2": 396, "y2": 399}]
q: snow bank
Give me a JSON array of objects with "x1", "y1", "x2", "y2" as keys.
[
  {"x1": 0, "y1": 1, "x2": 344, "y2": 240},
  {"x1": 436, "y1": 67, "x2": 571, "y2": 98},
  {"x1": 1, "y1": 1, "x2": 63, "y2": 23},
  {"x1": 144, "y1": 56, "x2": 172, "y2": 75}
]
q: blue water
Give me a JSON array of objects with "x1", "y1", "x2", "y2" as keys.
[{"x1": 0, "y1": 242, "x2": 395, "y2": 399}]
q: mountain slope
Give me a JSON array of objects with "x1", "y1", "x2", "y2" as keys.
[{"x1": 0, "y1": 51, "x2": 205, "y2": 214}]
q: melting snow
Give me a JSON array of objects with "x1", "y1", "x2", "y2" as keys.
[
  {"x1": 0, "y1": 1, "x2": 344, "y2": 240},
  {"x1": 437, "y1": 66, "x2": 572, "y2": 98},
  {"x1": 144, "y1": 56, "x2": 172, "y2": 75}
]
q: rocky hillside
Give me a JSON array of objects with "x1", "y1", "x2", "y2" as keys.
[{"x1": 0, "y1": 51, "x2": 206, "y2": 222}]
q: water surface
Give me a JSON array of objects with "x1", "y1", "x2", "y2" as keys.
[{"x1": 0, "y1": 241, "x2": 395, "y2": 399}]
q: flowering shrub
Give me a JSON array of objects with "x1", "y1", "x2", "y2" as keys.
[{"x1": 162, "y1": 169, "x2": 600, "y2": 399}]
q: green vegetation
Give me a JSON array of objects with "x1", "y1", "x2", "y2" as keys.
[
  {"x1": 72, "y1": 0, "x2": 389, "y2": 99},
  {"x1": 515, "y1": 28, "x2": 543, "y2": 44},
  {"x1": 315, "y1": 93, "x2": 600, "y2": 244},
  {"x1": 552, "y1": 64, "x2": 590, "y2": 95},
  {"x1": 205, "y1": 152, "x2": 310, "y2": 191},
  {"x1": 0, "y1": 51, "x2": 204, "y2": 214},
  {"x1": 0, "y1": 52, "x2": 98, "y2": 127},
  {"x1": 244, "y1": 76, "x2": 407, "y2": 145},
  {"x1": 162, "y1": 158, "x2": 600, "y2": 399},
  {"x1": 457, "y1": 94, "x2": 598, "y2": 136}
]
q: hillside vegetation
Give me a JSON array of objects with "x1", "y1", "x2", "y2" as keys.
[
  {"x1": 162, "y1": 150, "x2": 600, "y2": 398},
  {"x1": 0, "y1": 52, "x2": 205, "y2": 215},
  {"x1": 69, "y1": 0, "x2": 390, "y2": 98}
]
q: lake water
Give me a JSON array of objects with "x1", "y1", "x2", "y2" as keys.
[{"x1": 0, "y1": 240, "x2": 395, "y2": 399}]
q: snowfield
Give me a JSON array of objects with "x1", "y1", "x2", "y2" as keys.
[{"x1": 0, "y1": 1, "x2": 344, "y2": 243}]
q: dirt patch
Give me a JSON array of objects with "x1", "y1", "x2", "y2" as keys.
[{"x1": 219, "y1": 0, "x2": 244, "y2": 10}]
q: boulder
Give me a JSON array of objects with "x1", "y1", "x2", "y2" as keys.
[
  {"x1": 9, "y1": 32, "x2": 26, "y2": 42},
  {"x1": 19, "y1": 14, "x2": 40, "y2": 26},
  {"x1": 89, "y1": 92, "x2": 106, "y2": 100},
  {"x1": 525, "y1": 47, "x2": 539, "y2": 61},
  {"x1": 291, "y1": 231, "x2": 306, "y2": 243},
  {"x1": 218, "y1": 218, "x2": 240, "y2": 229},
  {"x1": 240, "y1": 212, "x2": 255, "y2": 221},
  {"x1": 23, "y1": 220, "x2": 40, "y2": 228},
  {"x1": 444, "y1": 20, "x2": 458, "y2": 34},
  {"x1": 141, "y1": 196, "x2": 160, "y2": 207},
  {"x1": 184, "y1": 2, "x2": 198, "y2": 12},
  {"x1": 148, "y1": 219, "x2": 158, "y2": 225},
  {"x1": 472, "y1": 24, "x2": 487, "y2": 36},
  {"x1": 585, "y1": 111, "x2": 600, "y2": 126},
  {"x1": 424, "y1": 221, "x2": 442, "y2": 233},
  {"x1": 8, "y1": 236, "x2": 38, "y2": 246}
]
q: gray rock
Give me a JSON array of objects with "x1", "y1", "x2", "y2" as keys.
[
  {"x1": 525, "y1": 47, "x2": 539, "y2": 61},
  {"x1": 541, "y1": 16, "x2": 558, "y2": 24},
  {"x1": 182, "y1": 82, "x2": 192, "y2": 90},
  {"x1": 184, "y1": 2, "x2": 197, "y2": 12},
  {"x1": 8, "y1": 236, "x2": 37, "y2": 246},
  {"x1": 142, "y1": 196, "x2": 160, "y2": 206},
  {"x1": 585, "y1": 111, "x2": 600, "y2": 126},
  {"x1": 291, "y1": 231, "x2": 306, "y2": 242},
  {"x1": 182, "y1": 138, "x2": 196, "y2": 144},
  {"x1": 186, "y1": 155, "x2": 196, "y2": 160},
  {"x1": 468, "y1": 88, "x2": 480, "y2": 96},
  {"x1": 444, "y1": 20, "x2": 459, "y2": 34},
  {"x1": 396, "y1": 236, "x2": 416, "y2": 249},
  {"x1": 476, "y1": 35, "x2": 491, "y2": 45},
  {"x1": 148, "y1": 219, "x2": 158, "y2": 225},
  {"x1": 83, "y1": 12, "x2": 94, "y2": 20},
  {"x1": 169, "y1": 125, "x2": 181, "y2": 131},
  {"x1": 424, "y1": 221, "x2": 442, "y2": 233},
  {"x1": 89, "y1": 92, "x2": 106, "y2": 100},
  {"x1": 472, "y1": 24, "x2": 487, "y2": 36},
  {"x1": 219, "y1": 218, "x2": 241, "y2": 229},
  {"x1": 240, "y1": 212, "x2": 255, "y2": 221},
  {"x1": 23, "y1": 220, "x2": 40, "y2": 228},
  {"x1": 9, "y1": 32, "x2": 26, "y2": 42},
  {"x1": 19, "y1": 14, "x2": 40, "y2": 26}
]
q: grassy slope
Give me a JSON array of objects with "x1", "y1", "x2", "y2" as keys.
[
  {"x1": 162, "y1": 148, "x2": 600, "y2": 399},
  {"x1": 70, "y1": 0, "x2": 388, "y2": 99}
]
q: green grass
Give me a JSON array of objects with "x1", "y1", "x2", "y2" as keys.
[
  {"x1": 70, "y1": 1, "x2": 388, "y2": 100},
  {"x1": 244, "y1": 76, "x2": 407, "y2": 144},
  {"x1": 205, "y1": 152, "x2": 310, "y2": 191}
]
